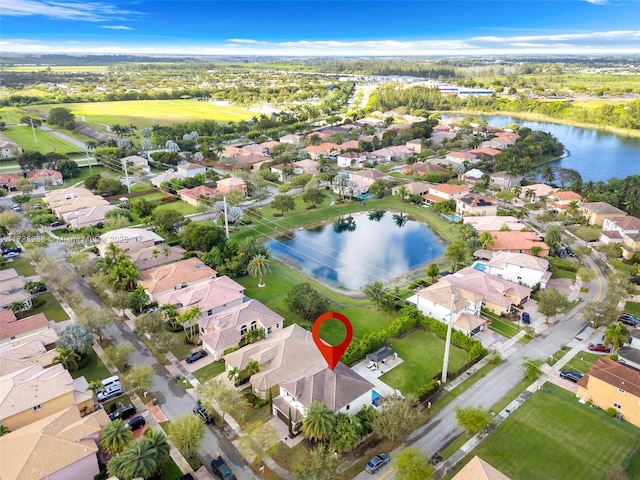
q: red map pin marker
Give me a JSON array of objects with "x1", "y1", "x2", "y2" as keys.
[{"x1": 312, "y1": 312, "x2": 353, "y2": 371}]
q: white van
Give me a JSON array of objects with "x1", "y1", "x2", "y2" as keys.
[{"x1": 101, "y1": 375, "x2": 121, "y2": 388}]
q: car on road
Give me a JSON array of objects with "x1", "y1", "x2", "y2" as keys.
[
  {"x1": 10, "y1": 204, "x2": 21, "y2": 211},
  {"x1": 185, "y1": 350, "x2": 208, "y2": 364},
  {"x1": 108, "y1": 404, "x2": 137, "y2": 421},
  {"x1": 193, "y1": 404, "x2": 213, "y2": 424},
  {"x1": 365, "y1": 453, "x2": 390, "y2": 474},
  {"x1": 522, "y1": 312, "x2": 531, "y2": 325},
  {"x1": 588, "y1": 343, "x2": 612, "y2": 353},
  {"x1": 2, "y1": 251, "x2": 20, "y2": 258},
  {"x1": 211, "y1": 454, "x2": 236, "y2": 480},
  {"x1": 125, "y1": 415, "x2": 146, "y2": 430},
  {"x1": 618, "y1": 314, "x2": 639, "y2": 327},
  {"x1": 97, "y1": 384, "x2": 125, "y2": 402},
  {"x1": 560, "y1": 370, "x2": 583, "y2": 383}
]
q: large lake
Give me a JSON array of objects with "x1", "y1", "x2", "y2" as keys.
[
  {"x1": 265, "y1": 211, "x2": 445, "y2": 291},
  {"x1": 443, "y1": 114, "x2": 640, "y2": 182}
]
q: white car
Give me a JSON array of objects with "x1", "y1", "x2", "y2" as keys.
[
  {"x1": 97, "y1": 385, "x2": 125, "y2": 402},
  {"x1": 3, "y1": 252, "x2": 20, "y2": 258},
  {"x1": 10, "y1": 204, "x2": 21, "y2": 211}
]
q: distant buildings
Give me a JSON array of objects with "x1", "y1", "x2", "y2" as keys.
[{"x1": 0, "y1": 135, "x2": 23, "y2": 159}]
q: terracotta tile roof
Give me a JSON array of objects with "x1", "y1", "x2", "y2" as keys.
[
  {"x1": 402, "y1": 162, "x2": 445, "y2": 174},
  {"x1": 237, "y1": 154, "x2": 269, "y2": 166},
  {"x1": 155, "y1": 276, "x2": 245, "y2": 313},
  {"x1": 455, "y1": 312, "x2": 486, "y2": 333},
  {"x1": 551, "y1": 191, "x2": 582, "y2": 201},
  {"x1": 579, "y1": 357, "x2": 640, "y2": 398},
  {"x1": 352, "y1": 169, "x2": 387, "y2": 180},
  {"x1": 490, "y1": 231, "x2": 549, "y2": 252},
  {"x1": 216, "y1": 177, "x2": 246, "y2": 188},
  {"x1": 340, "y1": 140, "x2": 360, "y2": 150},
  {"x1": 305, "y1": 143, "x2": 339, "y2": 153},
  {"x1": 140, "y1": 257, "x2": 217, "y2": 295},
  {"x1": 468, "y1": 147, "x2": 501, "y2": 157},
  {"x1": 424, "y1": 193, "x2": 446, "y2": 203},
  {"x1": 178, "y1": 185, "x2": 220, "y2": 203},
  {"x1": 0, "y1": 313, "x2": 49, "y2": 341},
  {"x1": 431, "y1": 183, "x2": 469, "y2": 195},
  {"x1": 26, "y1": 169, "x2": 63, "y2": 181},
  {"x1": 337, "y1": 151, "x2": 364, "y2": 159},
  {"x1": 416, "y1": 282, "x2": 483, "y2": 311},
  {"x1": 177, "y1": 162, "x2": 204, "y2": 171}
]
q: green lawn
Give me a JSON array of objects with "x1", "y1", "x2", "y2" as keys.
[
  {"x1": 562, "y1": 351, "x2": 605, "y2": 374},
  {"x1": 168, "y1": 332, "x2": 199, "y2": 361},
  {"x1": 56, "y1": 165, "x2": 116, "y2": 188},
  {"x1": 29, "y1": 292, "x2": 70, "y2": 322},
  {"x1": 1, "y1": 257, "x2": 36, "y2": 276},
  {"x1": 131, "y1": 192, "x2": 168, "y2": 202},
  {"x1": 547, "y1": 256, "x2": 577, "y2": 280},
  {"x1": 192, "y1": 360, "x2": 226, "y2": 383},
  {"x1": 71, "y1": 349, "x2": 111, "y2": 382},
  {"x1": 1, "y1": 126, "x2": 83, "y2": 155},
  {"x1": 457, "y1": 384, "x2": 640, "y2": 480},
  {"x1": 102, "y1": 394, "x2": 132, "y2": 414},
  {"x1": 483, "y1": 311, "x2": 520, "y2": 339},
  {"x1": 34, "y1": 100, "x2": 255, "y2": 129},
  {"x1": 152, "y1": 200, "x2": 199, "y2": 216},
  {"x1": 379, "y1": 328, "x2": 469, "y2": 395},
  {"x1": 158, "y1": 457, "x2": 184, "y2": 480},
  {"x1": 624, "y1": 301, "x2": 640, "y2": 317}
]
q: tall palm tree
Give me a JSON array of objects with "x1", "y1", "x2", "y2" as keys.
[
  {"x1": 109, "y1": 258, "x2": 141, "y2": 292},
  {"x1": 10, "y1": 301, "x2": 27, "y2": 318},
  {"x1": 363, "y1": 280, "x2": 388, "y2": 311},
  {"x1": 178, "y1": 305, "x2": 201, "y2": 341},
  {"x1": 108, "y1": 440, "x2": 157, "y2": 480},
  {"x1": 511, "y1": 185, "x2": 522, "y2": 198},
  {"x1": 525, "y1": 188, "x2": 537, "y2": 203},
  {"x1": 302, "y1": 401, "x2": 336, "y2": 442},
  {"x1": 227, "y1": 367, "x2": 240, "y2": 383},
  {"x1": 87, "y1": 380, "x2": 103, "y2": 397},
  {"x1": 478, "y1": 231, "x2": 495, "y2": 250},
  {"x1": 541, "y1": 165, "x2": 555, "y2": 184},
  {"x1": 52, "y1": 347, "x2": 80, "y2": 371},
  {"x1": 143, "y1": 428, "x2": 171, "y2": 473},
  {"x1": 545, "y1": 226, "x2": 563, "y2": 251},
  {"x1": 603, "y1": 322, "x2": 630, "y2": 351},
  {"x1": 247, "y1": 254, "x2": 271, "y2": 288},
  {"x1": 567, "y1": 200, "x2": 580, "y2": 217},
  {"x1": 101, "y1": 419, "x2": 133, "y2": 455},
  {"x1": 245, "y1": 360, "x2": 261, "y2": 377}
]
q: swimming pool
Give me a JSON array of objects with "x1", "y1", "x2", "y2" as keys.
[{"x1": 443, "y1": 213, "x2": 462, "y2": 223}]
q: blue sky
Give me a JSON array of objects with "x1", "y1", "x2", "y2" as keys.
[{"x1": 2, "y1": 0, "x2": 640, "y2": 55}]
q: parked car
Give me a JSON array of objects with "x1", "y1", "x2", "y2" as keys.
[
  {"x1": 211, "y1": 454, "x2": 236, "y2": 480},
  {"x1": 618, "y1": 314, "x2": 639, "y2": 327},
  {"x1": 109, "y1": 404, "x2": 137, "y2": 421},
  {"x1": 101, "y1": 375, "x2": 121, "y2": 388},
  {"x1": 588, "y1": 343, "x2": 612, "y2": 353},
  {"x1": 97, "y1": 385, "x2": 125, "y2": 402},
  {"x1": 365, "y1": 453, "x2": 390, "y2": 474},
  {"x1": 32, "y1": 203, "x2": 42, "y2": 210},
  {"x1": 2, "y1": 247, "x2": 21, "y2": 254},
  {"x1": 193, "y1": 404, "x2": 213, "y2": 424},
  {"x1": 185, "y1": 350, "x2": 208, "y2": 364},
  {"x1": 560, "y1": 370, "x2": 583, "y2": 383},
  {"x1": 125, "y1": 415, "x2": 146, "y2": 430},
  {"x1": 142, "y1": 305, "x2": 158, "y2": 314},
  {"x1": 50, "y1": 220, "x2": 65, "y2": 227},
  {"x1": 522, "y1": 312, "x2": 531, "y2": 325},
  {"x1": 2, "y1": 251, "x2": 20, "y2": 258},
  {"x1": 10, "y1": 204, "x2": 21, "y2": 211}
]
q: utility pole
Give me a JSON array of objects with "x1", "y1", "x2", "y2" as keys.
[
  {"x1": 223, "y1": 195, "x2": 229, "y2": 240},
  {"x1": 441, "y1": 291, "x2": 456, "y2": 384},
  {"x1": 123, "y1": 160, "x2": 131, "y2": 194}
]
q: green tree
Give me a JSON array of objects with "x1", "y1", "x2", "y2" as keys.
[
  {"x1": 294, "y1": 445, "x2": 341, "y2": 480},
  {"x1": 76, "y1": 306, "x2": 114, "y2": 343},
  {"x1": 101, "y1": 419, "x2": 133, "y2": 455},
  {"x1": 445, "y1": 239, "x2": 468, "y2": 272},
  {"x1": 302, "y1": 401, "x2": 336, "y2": 442},
  {"x1": 87, "y1": 380, "x2": 102, "y2": 398},
  {"x1": 177, "y1": 305, "x2": 201, "y2": 341},
  {"x1": 238, "y1": 422, "x2": 279, "y2": 467},
  {"x1": 107, "y1": 439, "x2": 157, "y2": 480},
  {"x1": 522, "y1": 357, "x2": 544, "y2": 381},
  {"x1": 603, "y1": 322, "x2": 630, "y2": 351},
  {"x1": 103, "y1": 343, "x2": 135, "y2": 371},
  {"x1": 56, "y1": 159, "x2": 80, "y2": 179},
  {"x1": 15, "y1": 178, "x2": 34, "y2": 194},
  {"x1": 396, "y1": 185, "x2": 410, "y2": 201},
  {"x1": 426, "y1": 263, "x2": 440, "y2": 283},
  {"x1": 455, "y1": 406, "x2": 492, "y2": 436},
  {"x1": 168, "y1": 414, "x2": 206, "y2": 458},
  {"x1": 364, "y1": 280, "x2": 389, "y2": 311},
  {"x1": 179, "y1": 222, "x2": 227, "y2": 252},
  {"x1": 127, "y1": 286, "x2": 150, "y2": 314},
  {"x1": 368, "y1": 179, "x2": 388, "y2": 199},
  {"x1": 143, "y1": 428, "x2": 171, "y2": 471},
  {"x1": 395, "y1": 448, "x2": 433, "y2": 480},
  {"x1": 545, "y1": 226, "x2": 563, "y2": 251},
  {"x1": 285, "y1": 283, "x2": 331, "y2": 321},
  {"x1": 373, "y1": 394, "x2": 421, "y2": 442},
  {"x1": 536, "y1": 288, "x2": 569, "y2": 322},
  {"x1": 478, "y1": 231, "x2": 495, "y2": 250},
  {"x1": 197, "y1": 379, "x2": 247, "y2": 422},
  {"x1": 108, "y1": 257, "x2": 141, "y2": 292},
  {"x1": 247, "y1": 253, "x2": 271, "y2": 287},
  {"x1": 331, "y1": 412, "x2": 362, "y2": 453},
  {"x1": 302, "y1": 188, "x2": 327, "y2": 207},
  {"x1": 271, "y1": 194, "x2": 296, "y2": 216},
  {"x1": 52, "y1": 347, "x2": 80, "y2": 371},
  {"x1": 245, "y1": 359, "x2": 261, "y2": 377},
  {"x1": 47, "y1": 107, "x2": 75, "y2": 127},
  {"x1": 151, "y1": 208, "x2": 184, "y2": 235},
  {"x1": 57, "y1": 323, "x2": 93, "y2": 356}
]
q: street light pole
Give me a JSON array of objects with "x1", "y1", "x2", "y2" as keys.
[{"x1": 441, "y1": 291, "x2": 456, "y2": 384}]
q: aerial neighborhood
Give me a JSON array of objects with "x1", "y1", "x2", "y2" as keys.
[{"x1": 0, "y1": 54, "x2": 640, "y2": 480}]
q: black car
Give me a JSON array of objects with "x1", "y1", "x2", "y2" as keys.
[
  {"x1": 1, "y1": 247, "x2": 22, "y2": 255},
  {"x1": 185, "y1": 350, "x2": 208, "y2": 364},
  {"x1": 560, "y1": 370, "x2": 583, "y2": 383},
  {"x1": 193, "y1": 404, "x2": 213, "y2": 424},
  {"x1": 109, "y1": 404, "x2": 137, "y2": 421},
  {"x1": 211, "y1": 454, "x2": 236, "y2": 480},
  {"x1": 125, "y1": 415, "x2": 146, "y2": 430},
  {"x1": 618, "y1": 314, "x2": 639, "y2": 327}
]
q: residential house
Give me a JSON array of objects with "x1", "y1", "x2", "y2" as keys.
[
  {"x1": 216, "y1": 177, "x2": 248, "y2": 197},
  {"x1": 223, "y1": 144, "x2": 264, "y2": 157},
  {"x1": 463, "y1": 215, "x2": 526, "y2": 232},
  {"x1": 405, "y1": 138, "x2": 424, "y2": 154},
  {"x1": 576, "y1": 358, "x2": 640, "y2": 428},
  {"x1": 0, "y1": 407, "x2": 110, "y2": 480},
  {"x1": 489, "y1": 231, "x2": 550, "y2": 257},
  {"x1": 355, "y1": 117, "x2": 383, "y2": 127},
  {"x1": 0, "y1": 136, "x2": 23, "y2": 159},
  {"x1": 199, "y1": 299, "x2": 284, "y2": 360},
  {"x1": 344, "y1": 169, "x2": 388, "y2": 198},
  {"x1": 0, "y1": 269, "x2": 32, "y2": 311},
  {"x1": 481, "y1": 139, "x2": 511, "y2": 150},
  {"x1": 26, "y1": 169, "x2": 64, "y2": 186},
  {"x1": 0, "y1": 330, "x2": 59, "y2": 375},
  {"x1": 401, "y1": 162, "x2": 445, "y2": 176},
  {"x1": 520, "y1": 183, "x2": 556, "y2": 203},
  {"x1": 97, "y1": 227, "x2": 164, "y2": 257},
  {"x1": 445, "y1": 151, "x2": 479, "y2": 165},
  {"x1": 427, "y1": 131, "x2": 456, "y2": 147},
  {"x1": 600, "y1": 216, "x2": 640, "y2": 244},
  {"x1": 618, "y1": 329, "x2": 640, "y2": 370},
  {"x1": 259, "y1": 140, "x2": 280, "y2": 154},
  {"x1": 151, "y1": 170, "x2": 181, "y2": 187},
  {"x1": 0, "y1": 310, "x2": 50, "y2": 344},
  {"x1": 622, "y1": 233, "x2": 640, "y2": 260},
  {"x1": 370, "y1": 146, "x2": 414, "y2": 162},
  {"x1": 483, "y1": 252, "x2": 551, "y2": 288},
  {"x1": 337, "y1": 152, "x2": 367, "y2": 168},
  {"x1": 444, "y1": 267, "x2": 532, "y2": 315},
  {"x1": 280, "y1": 134, "x2": 303, "y2": 145},
  {"x1": 488, "y1": 171, "x2": 523, "y2": 191},
  {"x1": 452, "y1": 456, "x2": 511, "y2": 480},
  {"x1": 494, "y1": 131, "x2": 519, "y2": 145},
  {"x1": 392, "y1": 182, "x2": 430, "y2": 197},
  {"x1": 128, "y1": 244, "x2": 186, "y2": 271},
  {"x1": 0, "y1": 364, "x2": 94, "y2": 431},
  {"x1": 339, "y1": 140, "x2": 361, "y2": 151},
  {"x1": 120, "y1": 155, "x2": 150, "y2": 174},
  {"x1": 547, "y1": 191, "x2": 583, "y2": 212},
  {"x1": 0, "y1": 173, "x2": 21, "y2": 191},
  {"x1": 62, "y1": 204, "x2": 118, "y2": 228},
  {"x1": 424, "y1": 183, "x2": 470, "y2": 205},
  {"x1": 468, "y1": 147, "x2": 502, "y2": 162},
  {"x1": 140, "y1": 257, "x2": 217, "y2": 298},
  {"x1": 294, "y1": 159, "x2": 321, "y2": 175},
  {"x1": 461, "y1": 168, "x2": 486, "y2": 186},
  {"x1": 50, "y1": 195, "x2": 109, "y2": 217},
  {"x1": 154, "y1": 276, "x2": 245, "y2": 317},
  {"x1": 304, "y1": 143, "x2": 339, "y2": 160},
  {"x1": 178, "y1": 185, "x2": 221, "y2": 206},
  {"x1": 44, "y1": 187, "x2": 94, "y2": 208},
  {"x1": 581, "y1": 202, "x2": 627, "y2": 226},
  {"x1": 238, "y1": 154, "x2": 271, "y2": 170},
  {"x1": 270, "y1": 163, "x2": 303, "y2": 182},
  {"x1": 177, "y1": 162, "x2": 207, "y2": 178},
  {"x1": 456, "y1": 194, "x2": 499, "y2": 217}
]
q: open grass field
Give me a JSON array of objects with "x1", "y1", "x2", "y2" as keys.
[
  {"x1": 379, "y1": 328, "x2": 468, "y2": 394},
  {"x1": 29, "y1": 292, "x2": 70, "y2": 322},
  {"x1": 456, "y1": 384, "x2": 640, "y2": 480},
  {"x1": 33, "y1": 99, "x2": 255, "y2": 129},
  {"x1": 152, "y1": 200, "x2": 199, "y2": 216},
  {"x1": 1, "y1": 125, "x2": 83, "y2": 155}
]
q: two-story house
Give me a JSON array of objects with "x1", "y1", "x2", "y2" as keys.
[
  {"x1": 456, "y1": 194, "x2": 498, "y2": 217},
  {"x1": 483, "y1": 252, "x2": 551, "y2": 288},
  {"x1": 0, "y1": 269, "x2": 32, "y2": 312},
  {"x1": 600, "y1": 216, "x2": 640, "y2": 244},
  {"x1": 337, "y1": 152, "x2": 367, "y2": 168},
  {"x1": 547, "y1": 191, "x2": 582, "y2": 212},
  {"x1": 423, "y1": 184, "x2": 469, "y2": 205},
  {"x1": 580, "y1": 201, "x2": 627, "y2": 226},
  {"x1": 0, "y1": 136, "x2": 23, "y2": 159},
  {"x1": 294, "y1": 159, "x2": 321, "y2": 176},
  {"x1": 622, "y1": 233, "x2": 640, "y2": 260},
  {"x1": 139, "y1": 257, "x2": 217, "y2": 299},
  {"x1": 618, "y1": 329, "x2": 640, "y2": 370},
  {"x1": 488, "y1": 231, "x2": 550, "y2": 257},
  {"x1": 177, "y1": 162, "x2": 207, "y2": 178},
  {"x1": 445, "y1": 151, "x2": 479, "y2": 165},
  {"x1": 488, "y1": 171, "x2": 523, "y2": 191},
  {"x1": 97, "y1": 227, "x2": 165, "y2": 257},
  {"x1": 463, "y1": 215, "x2": 526, "y2": 232}
]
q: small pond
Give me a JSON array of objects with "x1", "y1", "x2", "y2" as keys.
[{"x1": 265, "y1": 211, "x2": 445, "y2": 291}]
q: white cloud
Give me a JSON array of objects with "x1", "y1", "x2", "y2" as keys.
[
  {"x1": 583, "y1": 0, "x2": 608, "y2": 4},
  {"x1": 1, "y1": 0, "x2": 139, "y2": 21},
  {"x1": 102, "y1": 25, "x2": 133, "y2": 30}
]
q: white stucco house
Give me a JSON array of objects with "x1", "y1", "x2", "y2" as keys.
[{"x1": 483, "y1": 251, "x2": 551, "y2": 288}]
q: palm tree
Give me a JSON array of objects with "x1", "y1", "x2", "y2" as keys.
[
  {"x1": 161, "y1": 304, "x2": 180, "y2": 329},
  {"x1": 143, "y1": 428, "x2": 171, "y2": 473},
  {"x1": 227, "y1": 367, "x2": 240, "y2": 383},
  {"x1": 109, "y1": 258, "x2": 141, "y2": 292},
  {"x1": 512, "y1": 185, "x2": 522, "y2": 198},
  {"x1": 302, "y1": 401, "x2": 336, "y2": 442},
  {"x1": 87, "y1": 380, "x2": 102, "y2": 397},
  {"x1": 603, "y1": 322, "x2": 630, "y2": 352},
  {"x1": 0, "y1": 425, "x2": 10, "y2": 437},
  {"x1": 52, "y1": 347, "x2": 80, "y2": 371},
  {"x1": 245, "y1": 360, "x2": 261, "y2": 377},
  {"x1": 178, "y1": 305, "x2": 201, "y2": 341},
  {"x1": 525, "y1": 188, "x2": 537, "y2": 204},
  {"x1": 247, "y1": 254, "x2": 271, "y2": 288},
  {"x1": 10, "y1": 301, "x2": 27, "y2": 318},
  {"x1": 545, "y1": 226, "x2": 563, "y2": 251},
  {"x1": 541, "y1": 165, "x2": 555, "y2": 184},
  {"x1": 567, "y1": 200, "x2": 580, "y2": 217},
  {"x1": 108, "y1": 440, "x2": 157, "y2": 480},
  {"x1": 101, "y1": 419, "x2": 133, "y2": 455},
  {"x1": 363, "y1": 280, "x2": 388, "y2": 311},
  {"x1": 478, "y1": 231, "x2": 495, "y2": 250}
]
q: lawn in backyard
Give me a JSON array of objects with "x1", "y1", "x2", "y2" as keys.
[
  {"x1": 71, "y1": 349, "x2": 111, "y2": 382},
  {"x1": 130, "y1": 191, "x2": 168, "y2": 202},
  {"x1": 34, "y1": 100, "x2": 254, "y2": 129},
  {"x1": 1, "y1": 126, "x2": 83, "y2": 155},
  {"x1": 57, "y1": 165, "x2": 116, "y2": 188},
  {"x1": 152, "y1": 200, "x2": 199, "y2": 216},
  {"x1": 562, "y1": 351, "x2": 605, "y2": 374},
  {"x1": 624, "y1": 301, "x2": 640, "y2": 317},
  {"x1": 29, "y1": 292, "x2": 70, "y2": 321},
  {"x1": 1, "y1": 257, "x2": 37, "y2": 276},
  {"x1": 457, "y1": 384, "x2": 640, "y2": 480},
  {"x1": 379, "y1": 328, "x2": 469, "y2": 395},
  {"x1": 192, "y1": 360, "x2": 226, "y2": 383},
  {"x1": 547, "y1": 256, "x2": 577, "y2": 280}
]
